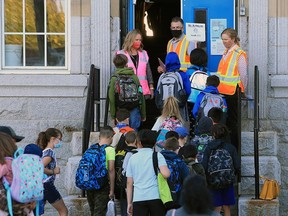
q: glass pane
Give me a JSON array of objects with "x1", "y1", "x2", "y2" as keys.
[
  {"x1": 4, "y1": 0, "x2": 23, "y2": 32},
  {"x1": 47, "y1": 35, "x2": 65, "y2": 66},
  {"x1": 47, "y1": 0, "x2": 65, "y2": 33},
  {"x1": 5, "y1": 35, "x2": 23, "y2": 66},
  {"x1": 26, "y1": 0, "x2": 44, "y2": 32},
  {"x1": 26, "y1": 35, "x2": 45, "y2": 66}
]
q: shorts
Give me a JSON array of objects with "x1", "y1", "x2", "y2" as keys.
[
  {"x1": 43, "y1": 182, "x2": 62, "y2": 204},
  {"x1": 210, "y1": 184, "x2": 235, "y2": 207}
]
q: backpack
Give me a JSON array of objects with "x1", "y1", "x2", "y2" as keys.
[
  {"x1": 186, "y1": 161, "x2": 197, "y2": 175},
  {"x1": 197, "y1": 92, "x2": 225, "y2": 120},
  {"x1": 188, "y1": 70, "x2": 208, "y2": 103},
  {"x1": 114, "y1": 74, "x2": 140, "y2": 110},
  {"x1": 207, "y1": 145, "x2": 235, "y2": 189},
  {"x1": 165, "y1": 158, "x2": 183, "y2": 204},
  {"x1": 191, "y1": 134, "x2": 213, "y2": 163},
  {"x1": 75, "y1": 144, "x2": 108, "y2": 190},
  {"x1": 156, "y1": 117, "x2": 182, "y2": 150},
  {"x1": 115, "y1": 148, "x2": 137, "y2": 198},
  {"x1": 3, "y1": 148, "x2": 44, "y2": 204},
  {"x1": 155, "y1": 72, "x2": 187, "y2": 109}
]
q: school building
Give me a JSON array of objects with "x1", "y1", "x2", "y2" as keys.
[{"x1": 0, "y1": 0, "x2": 287, "y2": 215}]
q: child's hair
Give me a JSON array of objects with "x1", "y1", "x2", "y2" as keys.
[
  {"x1": 100, "y1": 126, "x2": 115, "y2": 139},
  {"x1": 137, "y1": 129, "x2": 157, "y2": 148},
  {"x1": 208, "y1": 107, "x2": 223, "y2": 124},
  {"x1": 164, "y1": 137, "x2": 179, "y2": 151},
  {"x1": 189, "y1": 48, "x2": 208, "y2": 67},
  {"x1": 36, "y1": 128, "x2": 62, "y2": 150},
  {"x1": 0, "y1": 132, "x2": 18, "y2": 164},
  {"x1": 113, "y1": 54, "x2": 128, "y2": 68},
  {"x1": 179, "y1": 145, "x2": 197, "y2": 159},
  {"x1": 211, "y1": 124, "x2": 229, "y2": 139},
  {"x1": 165, "y1": 131, "x2": 179, "y2": 140},
  {"x1": 221, "y1": 28, "x2": 240, "y2": 46},
  {"x1": 116, "y1": 108, "x2": 130, "y2": 122},
  {"x1": 125, "y1": 131, "x2": 137, "y2": 144},
  {"x1": 161, "y1": 96, "x2": 183, "y2": 123},
  {"x1": 206, "y1": 75, "x2": 220, "y2": 87},
  {"x1": 122, "y1": 29, "x2": 143, "y2": 52}
]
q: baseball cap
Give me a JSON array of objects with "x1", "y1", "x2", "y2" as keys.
[
  {"x1": 175, "y1": 126, "x2": 189, "y2": 138},
  {"x1": 0, "y1": 126, "x2": 25, "y2": 142},
  {"x1": 24, "y1": 144, "x2": 43, "y2": 157}
]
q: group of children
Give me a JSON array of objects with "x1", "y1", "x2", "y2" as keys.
[{"x1": 0, "y1": 126, "x2": 68, "y2": 216}]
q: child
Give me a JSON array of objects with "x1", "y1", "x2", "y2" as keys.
[
  {"x1": 0, "y1": 132, "x2": 35, "y2": 216},
  {"x1": 192, "y1": 75, "x2": 227, "y2": 121},
  {"x1": 178, "y1": 145, "x2": 206, "y2": 182},
  {"x1": 161, "y1": 137, "x2": 189, "y2": 209},
  {"x1": 36, "y1": 128, "x2": 68, "y2": 216},
  {"x1": 201, "y1": 124, "x2": 240, "y2": 216},
  {"x1": 175, "y1": 126, "x2": 189, "y2": 157},
  {"x1": 108, "y1": 54, "x2": 146, "y2": 131},
  {"x1": 116, "y1": 131, "x2": 138, "y2": 216},
  {"x1": 112, "y1": 108, "x2": 134, "y2": 148},
  {"x1": 85, "y1": 126, "x2": 115, "y2": 215}
]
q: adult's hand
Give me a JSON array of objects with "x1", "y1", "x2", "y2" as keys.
[{"x1": 157, "y1": 66, "x2": 164, "y2": 73}]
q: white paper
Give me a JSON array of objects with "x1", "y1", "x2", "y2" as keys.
[{"x1": 186, "y1": 23, "x2": 206, "y2": 42}]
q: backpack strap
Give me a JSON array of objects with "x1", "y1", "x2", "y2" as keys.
[
  {"x1": 152, "y1": 152, "x2": 158, "y2": 176},
  {"x1": 13, "y1": 147, "x2": 24, "y2": 159},
  {"x1": 3, "y1": 178, "x2": 13, "y2": 216}
]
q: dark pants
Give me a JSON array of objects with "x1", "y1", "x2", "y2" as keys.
[
  {"x1": 87, "y1": 185, "x2": 110, "y2": 216},
  {"x1": 133, "y1": 199, "x2": 165, "y2": 216},
  {"x1": 225, "y1": 92, "x2": 239, "y2": 150}
]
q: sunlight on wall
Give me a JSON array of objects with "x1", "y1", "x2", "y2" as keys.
[{"x1": 144, "y1": 11, "x2": 153, "y2": 36}]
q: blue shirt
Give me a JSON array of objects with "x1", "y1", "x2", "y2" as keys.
[{"x1": 126, "y1": 148, "x2": 167, "y2": 202}]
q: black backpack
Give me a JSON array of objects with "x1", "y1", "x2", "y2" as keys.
[
  {"x1": 207, "y1": 144, "x2": 235, "y2": 189},
  {"x1": 114, "y1": 74, "x2": 140, "y2": 110}
]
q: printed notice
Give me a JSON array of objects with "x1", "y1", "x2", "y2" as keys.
[
  {"x1": 186, "y1": 23, "x2": 206, "y2": 42},
  {"x1": 210, "y1": 19, "x2": 227, "y2": 55},
  {"x1": 211, "y1": 39, "x2": 226, "y2": 55}
]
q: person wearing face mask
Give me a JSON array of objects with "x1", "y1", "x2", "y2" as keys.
[
  {"x1": 158, "y1": 17, "x2": 196, "y2": 73},
  {"x1": 116, "y1": 29, "x2": 154, "y2": 101},
  {"x1": 36, "y1": 128, "x2": 68, "y2": 216},
  {"x1": 217, "y1": 28, "x2": 247, "y2": 150}
]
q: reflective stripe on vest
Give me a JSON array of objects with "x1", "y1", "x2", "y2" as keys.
[
  {"x1": 116, "y1": 50, "x2": 150, "y2": 95},
  {"x1": 217, "y1": 46, "x2": 246, "y2": 95},
  {"x1": 167, "y1": 35, "x2": 191, "y2": 71}
]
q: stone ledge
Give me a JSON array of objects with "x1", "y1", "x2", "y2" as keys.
[
  {"x1": 239, "y1": 196, "x2": 279, "y2": 216},
  {"x1": 71, "y1": 132, "x2": 100, "y2": 156},
  {"x1": 271, "y1": 75, "x2": 288, "y2": 98}
]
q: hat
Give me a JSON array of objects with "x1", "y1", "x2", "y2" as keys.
[
  {"x1": 175, "y1": 126, "x2": 189, "y2": 138},
  {"x1": 197, "y1": 117, "x2": 213, "y2": 135},
  {"x1": 24, "y1": 144, "x2": 43, "y2": 157},
  {"x1": 0, "y1": 126, "x2": 25, "y2": 142}
]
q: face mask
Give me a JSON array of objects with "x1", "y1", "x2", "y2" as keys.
[
  {"x1": 54, "y1": 140, "x2": 62, "y2": 148},
  {"x1": 171, "y1": 30, "x2": 182, "y2": 38},
  {"x1": 132, "y1": 41, "x2": 141, "y2": 49}
]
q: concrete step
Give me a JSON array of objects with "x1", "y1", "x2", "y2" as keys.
[{"x1": 240, "y1": 156, "x2": 281, "y2": 195}]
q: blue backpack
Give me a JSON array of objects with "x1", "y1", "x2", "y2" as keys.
[{"x1": 75, "y1": 144, "x2": 108, "y2": 190}]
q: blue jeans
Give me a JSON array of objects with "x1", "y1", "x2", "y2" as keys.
[{"x1": 129, "y1": 107, "x2": 141, "y2": 131}]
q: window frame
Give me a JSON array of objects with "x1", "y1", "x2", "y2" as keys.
[{"x1": 1, "y1": 0, "x2": 69, "y2": 72}]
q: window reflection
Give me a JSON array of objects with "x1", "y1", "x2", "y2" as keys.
[{"x1": 47, "y1": 35, "x2": 65, "y2": 66}]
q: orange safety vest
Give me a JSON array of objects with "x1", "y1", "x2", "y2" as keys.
[
  {"x1": 217, "y1": 46, "x2": 247, "y2": 95},
  {"x1": 167, "y1": 35, "x2": 191, "y2": 71}
]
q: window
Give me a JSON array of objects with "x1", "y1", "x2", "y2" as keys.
[{"x1": 2, "y1": 0, "x2": 67, "y2": 68}]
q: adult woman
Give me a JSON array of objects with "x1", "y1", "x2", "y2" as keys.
[
  {"x1": 37, "y1": 128, "x2": 68, "y2": 216},
  {"x1": 117, "y1": 29, "x2": 154, "y2": 99},
  {"x1": 217, "y1": 28, "x2": 247, "y2": 150}
]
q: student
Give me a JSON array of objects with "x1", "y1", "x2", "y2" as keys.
[
  {"x1": 174, "y1": 126, "x2": 189, "y2": 157},
  {"x1": 201, "y1": 124, "x2": 240, "y2": 216},
  {"x1": 108, "y1": 54, "x2": 146, "y2": 131},
  {"x1": 116, "y1": 131, "x2": 138, "y2": 216},
  {"x1": 0, "y1": 132, "x2": 35, "y2": 216},
  {"x1": 36, "y1": 128, "x2": 68, "y2": 216},
  {"x1": 178, "y1": 145, "x2": 206, "y2": 182},
  {"x1": 166, "y1": 175, "x2": 220, "y2": 216},
  {"x1": 208, "y1": 107, "x2": 226, "y2": 124},
  {"x1": 165, "y1": 131, "x2": 179, "y2": 140},
  {"x1": 0, "y1": 126, "x2": 25, "y2": 143},
  {"x1": 192, "y1": 75, "x2": 227, "y2": 120},
  {"x1": 126, "y1": 129, "x2": 170, "y2": 216},
  {"x1": 84, "y1": 126, "x2": 115, "y2": 216},
  {"x1": 112, "y1": 108, "x2": 134, "y2": 148},
  {"x1": 161, "y1": 137, "x2": 189, "y2": 209}
]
